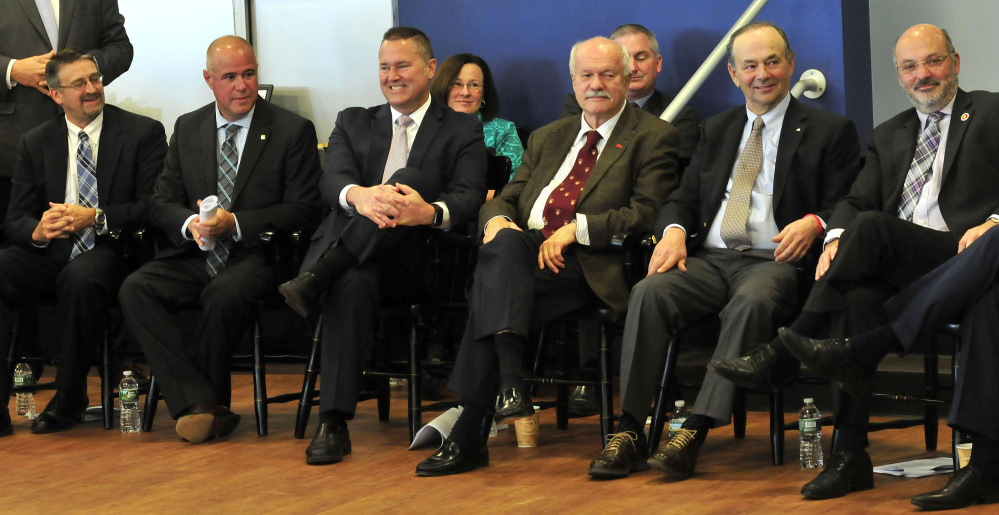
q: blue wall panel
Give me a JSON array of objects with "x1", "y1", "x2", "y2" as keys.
[{"x1": 399, "y1": 0, "x2": 847, "y2": 133}]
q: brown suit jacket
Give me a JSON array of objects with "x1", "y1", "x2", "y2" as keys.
[{"x1": 480, "y1": 104, "x2": 679, "y2": 315}]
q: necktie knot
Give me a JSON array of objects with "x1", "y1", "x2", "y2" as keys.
[
  {"x1": 751, "y1": 116, "x2": 764, "y2": 134},
  {"x1": 926, "y1": 112, "x2": 943, "y2": 130},
  {"x1": 584, "y1": 130, "x2": 602, "y2": 147},
  {"x1": 396, "y1": 115, "x2": 413, "y2": 131},
  {"x1": 79, "y1": 130, "x2": 89, "y2": 144},
  {"x1": 224, "y1": 123, "x2": 239, "y2": 139}
]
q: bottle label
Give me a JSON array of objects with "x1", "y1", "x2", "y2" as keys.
[
  {"x1": 120, "y1": 389, "x2": 138, "y2": 402},
  {"x1": 14, "y1": 375, "x2": 34, "y2": 387},
  {"x1": 800, "y1": 418, "x2": 818, "y2": 433},
  {"x1": 669, "y1": 416, "x2": 687, "y2": 432}
]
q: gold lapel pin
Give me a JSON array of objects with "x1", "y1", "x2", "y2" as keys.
[
  {"x1": 260, "y1": 135, "x2": 266, "y2": 140},
  {"x1": 796, "y1": 127, "x2": 801, "y2": 131},
  {"x1": 961, "y1": 113, "x2": 970, "y2": 121}
]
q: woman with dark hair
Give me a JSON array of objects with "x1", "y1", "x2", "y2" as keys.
[{"x1": 431, "y1": 53, "x2": 523, "y2": 180}]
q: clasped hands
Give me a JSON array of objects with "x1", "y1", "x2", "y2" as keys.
[
  {"x1": 12, "y1": 50, "x2": 56, "y2": 95},
  {"x1": 31, "y1": 202, "x2": 97, "y2": 245},
  {"x1": 347, "y1": 183, "x2": 434, "y2": 228},
  {"x1": 483, "y1": 218, "x2": 577, "y2": 274},
  {"x1": 187, "y1": 199, "x2": 237, "y2": 247}
]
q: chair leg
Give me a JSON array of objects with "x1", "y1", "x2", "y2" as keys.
[
  {"x1": 598, "y1": 317, "x2": 613, "y2": 447},
  {"x1": 142, "y1": 376, "x2": 158, "y2": 432},
  {"x1": 102, "y1": 324, "x2": 114, "y2": 430},
  {"x1": 530, "y1": 326, "x2": 547, "y2": 398},
  {"x1": 952, "y1": 337, "x2": 962, "y2": 471},
  {"x1": 733, "y1": 388, "x2": 747, "y2": 439},
  {"x1": 295, "y1": 317, "x2": 322, "y2": 439},
  {"x1": 648, "y1": 336, "x2": 679, "y2": 455},
  {"x1": 770, "y1": 389, "x2": 785, "y2": 466},
  {"x1": 252, "y1": 316, "x2": 268, "y2": 437},
  {"x1": 555, "y1": 323, "x2": 568, "y2": 431},
  {"x1": 408, "y1": 308, "x2": 423, "y2": 442},
  {"x1": 375, "y1": 319, "x2": 390, "y2": 422},
  {"x1": 923, "y1": 338, "x2": 939, "y2": 451}
]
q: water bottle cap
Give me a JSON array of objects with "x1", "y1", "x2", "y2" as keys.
[
  {"x1": 675, "y1": 400, "x2": 685, "y2": 407},
  {"x1": 123, "y1": 371, "x2": 133, "y2": 376},
  {"x1": 804, "y1": 397, "x2": 813, "y2": 404}
]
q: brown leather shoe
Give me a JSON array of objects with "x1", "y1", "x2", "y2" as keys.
[
  {"x1": 588, "y1": 431, "x2": 650, "y2": 479},
  {"x1": 175, "y1": 402, "x2": 240, "y2": 444},
  {"x1": 648, "y1": 429, "x2": 701, "y2": 480}
]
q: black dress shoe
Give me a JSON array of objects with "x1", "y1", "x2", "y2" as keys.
[
  {"x1": 568, "y1": 385, "x2": 601, "y2": 418},
  {"x1": 647, "y1": 429, "x2": 701, "y2": 480},
  {"x1": 588, "y1": 431, "x2": 650, "y2": 479},
  {"x1": 709, "y1": 342, "x2": 799, "y2": 391},
  {"x1": 494, "y1": 387, "x2": 534, "y2": 423},
  {"x1": 911, "y1": 465, "x2": 999, "y2": 510},
  {"x1": 1, "y1": 410, "x2": 12, "y2": 437},
  {"x1": 30, "y1": 390, "x2": 89, "y2": 434},
  {"x1": 415, "y1": 437, "x2": 489, "y2": 477},
  {"x1": 278, "y1": 272, "x2": 323, "y2": 319},
  {"x1": 800, "y1": 450, "x2": 874, "y2": 499},
  {"x1": 305, "y1": 422, "x2": 352, "y2": 465},
  {"x1": 779, "y1": 327, "x2": 875, "y2": 397}
]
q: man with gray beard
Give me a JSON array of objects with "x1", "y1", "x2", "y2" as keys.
[{"x1": 712, "y1": 23, "x2": 999, "y2": 500}]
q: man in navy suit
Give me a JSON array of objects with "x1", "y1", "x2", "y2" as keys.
[
  {"x1": 119, "y1": 36, "x2": 322, "y2": 445},
  {"x1": 0, "y1": 48, "x2": 165, "y2": 436},
  {"x1": 275, "y1": 27, "x2": 487, "y2": 465},
  {"x1": 586, "y1": 21, "x2": 860, "y2": 480}
]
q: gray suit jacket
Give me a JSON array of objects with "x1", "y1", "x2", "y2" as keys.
[
  {"x1": 482, "y1": 104, "x2": 679, "y2": 315},
  {"x1": 0, "y1": 0, "x2": 133, "y2": 178}
]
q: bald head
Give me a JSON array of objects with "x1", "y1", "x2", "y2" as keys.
[
  {"x1": 203, "y1": 35, "x2": 259, "y2": 122},
  {"x1": 893, "y1": 24, "x2": 959, "y2": 113},
  {"x1": 206, "y1": 35, "x2": 256, "y2": 73}
]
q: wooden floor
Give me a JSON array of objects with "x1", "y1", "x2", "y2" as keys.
[{"x1": 1, "y1": 368, "x2": 992, "y2": 513}]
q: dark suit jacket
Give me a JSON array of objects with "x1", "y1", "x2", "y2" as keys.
[
  {"x1": 828, "y1": 89, "x2": 999, "y2": 240},
  {"x1": 560, "y1": 90, "x2": 699, "y2": 160},
  {"x1": 483, "y1": 104, "x2": 679, "y2": 315},
  {"x1": 150, "y1": 100, "x2": 322, "y2": 259},
  {"x1": 0, "y1": 0, "x2": 133, "y2": 178},
  {"x1": 657, "y1": 96, "x2": 861, "y2": 263},
  {"x1": 5, "y1": 104, "x2": 166, "y2": 261},
  {"x1": 302, "y1": 99, "x2": 487, "y2": 268}
]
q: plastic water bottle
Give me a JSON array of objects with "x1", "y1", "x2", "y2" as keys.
[
  {"x1": 14, "y1": 362, "x2": 36, "y2": 419},
  {"x1": 668, "y1": 400, "x2": 689, "y2": 437},
  {"x1": 799, "y1": 398, "x2": 824, "y2": 468},
  {"x1": 119, "y1": 371, "x2": 141, "y2": 433}
]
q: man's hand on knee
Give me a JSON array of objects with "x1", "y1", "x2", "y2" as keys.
[
  {"x1": 483, "y1": 217, "x2": 521, "y2": 244},
  {"x1": 648, "y1": 227, "x2": 687, "y2": 276},
  {"x1": 538, "y1": 221, "x2": 576, "y2": 273}
]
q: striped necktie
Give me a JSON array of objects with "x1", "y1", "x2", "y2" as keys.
[
  {"x1": 70, "y1": 131, "x2": 98, "y2": 260},
  {"x1": 206, "y1": 123, "x2": 239, "y2": 277},
  {"x1": 382, "y1": 115, "x2": 413, "y2": 184}
]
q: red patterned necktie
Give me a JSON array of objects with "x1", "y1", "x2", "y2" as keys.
[{"x1": 542, "y1": 130, "x2": 601, "y2": 237}]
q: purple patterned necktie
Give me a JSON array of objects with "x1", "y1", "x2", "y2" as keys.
[{"x1": 898, "y1": 112, "x2": 943, "y2": 221}]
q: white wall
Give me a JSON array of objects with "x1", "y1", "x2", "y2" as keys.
[
  {"x1": 105, "y1": 0, "x2": 393, "y2": 142},
  {"x1": 869, "y1": 1, "x2": 998, "y2": 125}
]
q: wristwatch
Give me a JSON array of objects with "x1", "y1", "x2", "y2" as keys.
[
  {"x1": 431, "y1": 204, "x2": 444, "y2": 227},
  {"x1": 94, "y1": 208, "x2": 106, "y2": 231}
]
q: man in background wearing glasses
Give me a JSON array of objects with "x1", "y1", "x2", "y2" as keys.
[
  {"x1": 713, "y1": 23, "x2": 999, "y2": 501},
  {"x1": 0, "y1": 48, "x2": 165, "y2": 436}
]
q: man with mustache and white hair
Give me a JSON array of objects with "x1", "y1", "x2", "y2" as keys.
[
  {"x1": 713, "y1": 23, "x2": 999, "y2": 501},
  {"x1": 415, "y1": 36, "x2": 679, "y2": 477},
  {"x1": 587, "y1": 21, "x2": 861, "y2": 480}
]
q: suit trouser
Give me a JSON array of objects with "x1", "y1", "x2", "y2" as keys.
[
  {"x1": 883, "y1": 226, "x2": 999, "y2": 444},
  {"x1": 799, "y1": 212, "x2": 956, "y2": 445},
  {"x1": 0, "y1": 244, "x2": 117, "y2": 405},
  {"x1": 119, "y1": 249, "x2": 273, "y2": 418},
  {"x1": 447, "y1": 229, "x2": 592, "y2": 411},
  {"x1": 619, "y1": 248, "x2": 798, "y2": 426}
]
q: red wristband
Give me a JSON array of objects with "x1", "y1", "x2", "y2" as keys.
[{"x1": 805, "y1": 214, "x2": 823, "y2": 231}]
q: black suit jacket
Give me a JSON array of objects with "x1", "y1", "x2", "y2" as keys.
[
  {"x1": 302, "y1": 99, "x2": 487, "y2": 268},
  {"x1": 5, "y1": 104, "x2": 166, "y2": 261},
  {"x1": 150, "y1": 100, "x2": 322, "y2": 259},
  {"x1": 483, "y1": 105, "x2": 679, "y2": 315},
  {"x1": 0, "y1": 0, "x2": 133, "y2": 178},
  {"x1": 828, "y1": 89, "x2": 999, "y2": 240},
  {"x1": 656, "y1": 96, "x2": 861, "y2": 260},
  {"x1": 560, "y1": 90, "x2": 699, "y2": 160}
]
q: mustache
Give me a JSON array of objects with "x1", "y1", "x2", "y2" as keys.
[
  {"x1": 81, "y1": 93, "x2": 102, "y2": 102},
  {"x1": 585, "y1": 90, "x2": 611, "y2": 99},
  {"x1": 913, "y1": 78, "x2": 941, "y2": 90}
]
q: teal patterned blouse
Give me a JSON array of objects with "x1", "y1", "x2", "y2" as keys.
[{"x1": 481, "y1": 115, "x2": 523, "y2": 179}]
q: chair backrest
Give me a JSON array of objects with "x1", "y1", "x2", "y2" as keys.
[{"x1": 486, "y1": 154, "x2": 512, "y2": 194}]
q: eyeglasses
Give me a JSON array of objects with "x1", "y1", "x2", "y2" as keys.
[
  {"x1": 57, "y1": 74, "x2": 104, "y2": 91},
  {"x1": 896, "y1": 54, "x2": 951, "y2": 76},
  {"x1": 451, "y1": 80, "x2": 482, "y2": 92}
]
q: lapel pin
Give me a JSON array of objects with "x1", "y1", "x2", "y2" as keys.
[
  {"x1": 961, "y1": 113, "x2": 970, "y2": 121},
  {"x1": 260, "y1": 134, "x2": 267, "y2": 140},
  {"x1": 616, "y1": 143, "x2": 622, "y2": 148},
  {"x1": 796, "y1": 127, "x2": 801, "y2": 132}
]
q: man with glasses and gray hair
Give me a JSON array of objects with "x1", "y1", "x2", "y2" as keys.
[
  {"x1": 713, "y1": 23, "x2": 999, "y2": 501},
  {"x1": 0, "y1": 47, "x2": 165, "y2": 436}
]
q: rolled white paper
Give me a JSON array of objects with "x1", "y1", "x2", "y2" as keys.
[{"x1": 198, "y1": 195, "x2": 220, "y2": 250}]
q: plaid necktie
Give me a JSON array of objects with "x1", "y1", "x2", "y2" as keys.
[
  {"x1": 206, "y1": 124, "x2": 239, "y2": 277},
  {"x1": 382, "y1": 115, "x2": 413, "y2": 184},
  {"x1": 898, "y1": 112, "x2": 943, "y2": 221},
  {"x1": 70, "y1": 131, "x2": 98, "y2": 260},
  {"x1": 720, "y1": 116, "x2": 765, "y2": 250},
  {"x1": 542, "y1": 130, "x2": 601, "y2": 238}
]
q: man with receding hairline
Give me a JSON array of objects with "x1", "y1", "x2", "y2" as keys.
[
  {"x1": 714, "y1": 23, "x2": 999, "y2": 501},
  {"x1": 119, "y1": 35, "x2": 322, "y2": 445}
]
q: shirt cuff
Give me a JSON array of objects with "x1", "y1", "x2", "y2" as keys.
[
  {"x1": 483, "y1": 215, "x2": 512, "y2": 238},
  {"x1": 433, "y1": 201, "x2": 451, "y2": 230},
  {"x1": 233, "y1": 214, "x2": 242, "y2": 241},
  {"x1": 339, "y1": 184, "x2": 358, "y2": 214},
  {"x1": 988, "y1": 214, "x2": 999, "y2": 224},
  {"x1": 575, "y1": 214, "x2": 590, "y2": 246},
  {"x1": 663, "y1": 223, "x2": 687, "y2": 239},
  {"x1": 182, "y1": 214, "x2": 198, "y2": 240},
  {"x1": 823, "y1": 227, "x2": 844, "y2": 248},
  {"x1": 31, "y1": 240, "x2": 48, "y2": 248},
  {"x1": 6, "y1": 60, "x2": 16, "y2": 89}
]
